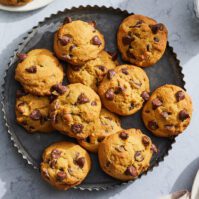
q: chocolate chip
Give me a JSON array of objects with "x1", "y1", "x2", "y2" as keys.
[
  {"x1": 179, "y1": 110, "x2": 190, "y2": 121},
  {"x1": 63, "y1": 16, "x2": 72, "y2": 24},
  {"x1": 88, "y1": 21, "x2": 96, "y2": 27},
  {"x1": 106, "y1": 161, "x2": 111, "y2": 167},
  {"x1": 91, "y1": 101, "x2": 97, "y2": 106},
  {"x1": 152, "y1": 98, "x2": 162, "y2": 110},
  {"x1": 122, "y1": 35, "x2": 132, "y2": 45},
  {"x1": 50, "y1": 112, "x2": 58, "y2": 123},
  {"x1": 49, "y1": 94, "x2": 58, "y2": 103},
  {"x1": 107, "y1": 69, "x2": 116, "y2": 79},
  {"x1": 119, "y1": 131, "x2": 129, "y2": 140},
  {"x1": 16, "y1": 53, "x2": 27, "y2": 62},
  {"x1": 175, "y1": 91, "x2": 185, "y2": 102},
  {"x1": 51, "y1": 149, "x2": 61, "y2": 159},
  {"x1": 142, "y1": 136, "x2": 150, "y2": 147},
  {"x1": 72, "y1": 65, "x2": 81, "y2": 71},
  {"x1": 97, "y1": 136, "x2": 105, "y2": 142},
  {"x1": 77, "y1": 93, "x2": 90, "y2": 104},
  {"x1": 108, "y1": 51, "x2": 118, "y2": 61},
  {"x1": 149, "y1": 23, "x2": 164, "y2": 34},
  {"x1": 114, "y1": 86, "x2": 124, "y2": 94},
  {"x1": 51, "y1": 84, "x2": 67, "y2": 95},
  {"x1": 25, "y1": 66, "x2": 37, "y2": 73},
  {"x1": 134, "y1": 151, "x2": 144, "y2": 162},
  {"x1": 129, "y1": 102, "x2": 135, "y2": 110},
  {"x1": 91, "y1": 36, "x2": 102, "y2": 46},
  {"x1": 141, "y1": 91, "x2": 150, "y2": 101},
  {"x1": 71, "y1": 124, "x2": 84, "y2": 134},
  {"x1": 59, "y1": 35, "x2": 72, "y2": 46},
  {"x1": 75, "y1": 157, "x2": 85, "y2": 168},
  {"x1": 125, "y1": 166, "x2": 138, "y2": 177},
  {"x1": 148, "y1": 120, "x2": 159, "y2": 130},
  {"x1": 121, "y1": 68, "x2": 129, "y2": 75},
  {"x1": 146, "y1": 44, "x2": 151, "y2": 52},
  {"x1": 57, "y1": 171, "x2": 67, "y2": 181},
  {"x1": 151, "y1": 144, "x2": 158, "y2": 153},
  {"x1": 131, "y1": 20, "x2": 143, "y2": 28},
  {"x1": 16, "y1": 89, "x2": 27, "y2": 98},
  {"x1": 98, "y1": 65, "x2": 106, "y2": 72},
  {"x1": 105, "y1": 89, "x2": 114, "y2": 100},
  {"x1": 154, "y1": 37, "x2": 159, "y2": 43},
  {"x1": 49, "y1": 159, "x2": 57, "y2": 169},
  {"x1": 30, "y1": 109, "x2": 41, "y2": 120},
  {"x1": 69, "y1": 45, "x2": 77, "y2": 52},
  {"x1": 126, "y1": 49, "x2": 136, "y2": 59}
]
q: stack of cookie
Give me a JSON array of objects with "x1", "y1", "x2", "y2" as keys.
[{"x1": 14, "y1": 14, "x2": 193, "y2": 190}]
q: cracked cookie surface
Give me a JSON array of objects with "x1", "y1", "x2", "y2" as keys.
[
  {"x1": 0, "y1": 0, "x2": 32, "y2": 6},
  {"x1": 142, "y1": 84, "x2": 193, "y2": 137},
  {"x1": 78, "y1": 108, "x2": 121, "y2": 153},
  {"x1": 41, "y1": 141, "x2": 91, "y2": 190},
  {"x1": 49, "y1": 83, "x2": 101, "y2": 139},
  {"x1": 117, "y1": 14, "x2": 168, "y2": 67},
  {"x1": 15, "y1": 49, "x2": 64, "y2": 96},
  {"x1": 54, "y1": 19, "x2": 105, "y2": 65},
  {"x1": 98, "y1": 128, "x2": 154, "y2": 181},
  {"x1": 98, "y1": 64, "x2": 150, "y2": 115},
  {"x1": 16, "y1": 94, "x2": 54, "y2": 133},
  {"x1": 66, "y1": 51, "x2": 117, "y2": 92}
]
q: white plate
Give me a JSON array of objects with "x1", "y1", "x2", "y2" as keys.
[{"x1": 0, "y1": 0, "x2": 55, "y2": 12}]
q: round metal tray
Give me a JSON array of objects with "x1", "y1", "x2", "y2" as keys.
[{"x1": 1, "y1": 6, "x2": 185, "y2": 191}]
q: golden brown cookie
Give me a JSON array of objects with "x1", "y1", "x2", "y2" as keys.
[
  {"x1": 54, "y1": 19, "x2": 105, "y2": 65},
  {"x1": 0, "y1": 0, "x2": 32, "y2": 6},
  {"x1": 49, "y1": 83, "x2": 101, "y2": 139},
  {"x1": 16, "y1": 93, "x2": 53, "y2": 133},
  {"x1": 98, "y1": 65, "x2": 150, "y2": 115},
  {"x1": 98, "y1": 129, "x2": 155, "y2": 181},
  {"x1": 78, "y1": 108, "x2": 121, "y2": 153},
  {"x1": 15, "y1": 49, "x2": 64, "y2": 96},
  {"x1": 142, "y1": 84, "x2": 193, "y2": 137},
  {"x1": 66, "y1": 51, "x2": 117, "y2": 92},
  {"x1": 41, "y1": 142, "x2": 91, "y2": 190},
  {"x1": 117, "y1": 14, "x2": 168, "y2": 67}
]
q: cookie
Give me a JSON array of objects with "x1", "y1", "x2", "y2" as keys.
[
  {"x1": 66, "y1": 51, "x2": 117, "y2": 92},
  {"x1": 16, "y1": 93, "x2": 53, "y2": 133},
  {"x1": 98, "y1": 129, "x2": 155, "y2": 181},
  {"x1": 54, "y1": 19, "x2": 105, "y2": 65},
  {"x1": 0, "y1": 0, "x2": 32, "y2": 6},
  {"x1": 117, "y1": 14, "x2": 168, "y2": 67},
  {"x1": 142, "y1": 84, "x2": 193, "y2": 137},
  {"x1": 78, "y1": 108, "x2": 121, "y2": 153},
  {"x1": 98, "y1": 65, "x2": 150, "y2": 115},
  {"x1": 15, "y1": 49, "x2": 64, "y2": 96},
  {"x1": 41, "y1": 142, "x2": 91, "y2": 190},
  {"x1": 49, "y1": 83, "x2": 101, "y2": 139}
]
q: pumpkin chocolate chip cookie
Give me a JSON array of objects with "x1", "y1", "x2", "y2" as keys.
[
  {"x1": 98, "y1": 128, "x2": 155, "y2": 181},
  {"x1": 78, "y1": 108, "x2": 122, "y2": 153},
  {"x1": 66, "y1": 51, "x2": 118, "y2": 92},
  {"x1": 142, "y1": 84, "x2": 193, "y2": 137},
  {"x1": 41, "y1": 142, "x2": 91, "y2": 190},
  {"x1": 0, "y1": 0, "x2": 32, "y2": 6},
  {"x1": 16, "y1": 94, "x2": 54, "y2": 133},
  {"x1": 49, "y1": 83, "x2": 101, "y2": 139},
  {"x1": 54, "y1": 19, "x2": 105, "y2": 65},
  {"x1": 98, "y1": 65, "x2": 150, "y2": 116},
  {"x1": 15, "y1": 49, "x2": 64, "y2": 96},
  {"x1": 117, "y1": 14, "x2": 168, "y2": 67}
]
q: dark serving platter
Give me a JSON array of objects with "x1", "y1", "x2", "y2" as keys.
[{"x1": 1, "y1": 6, "x2": 185, "y2": 190}]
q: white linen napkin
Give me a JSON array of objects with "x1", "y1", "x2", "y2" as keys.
[{"x1": 160, "y1": 170, "x2": 199, "y2": 199}]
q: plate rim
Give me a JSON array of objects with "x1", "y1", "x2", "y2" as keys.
[{"x1": 1, "y1": 5, "x2": 186, "y2": 191}]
